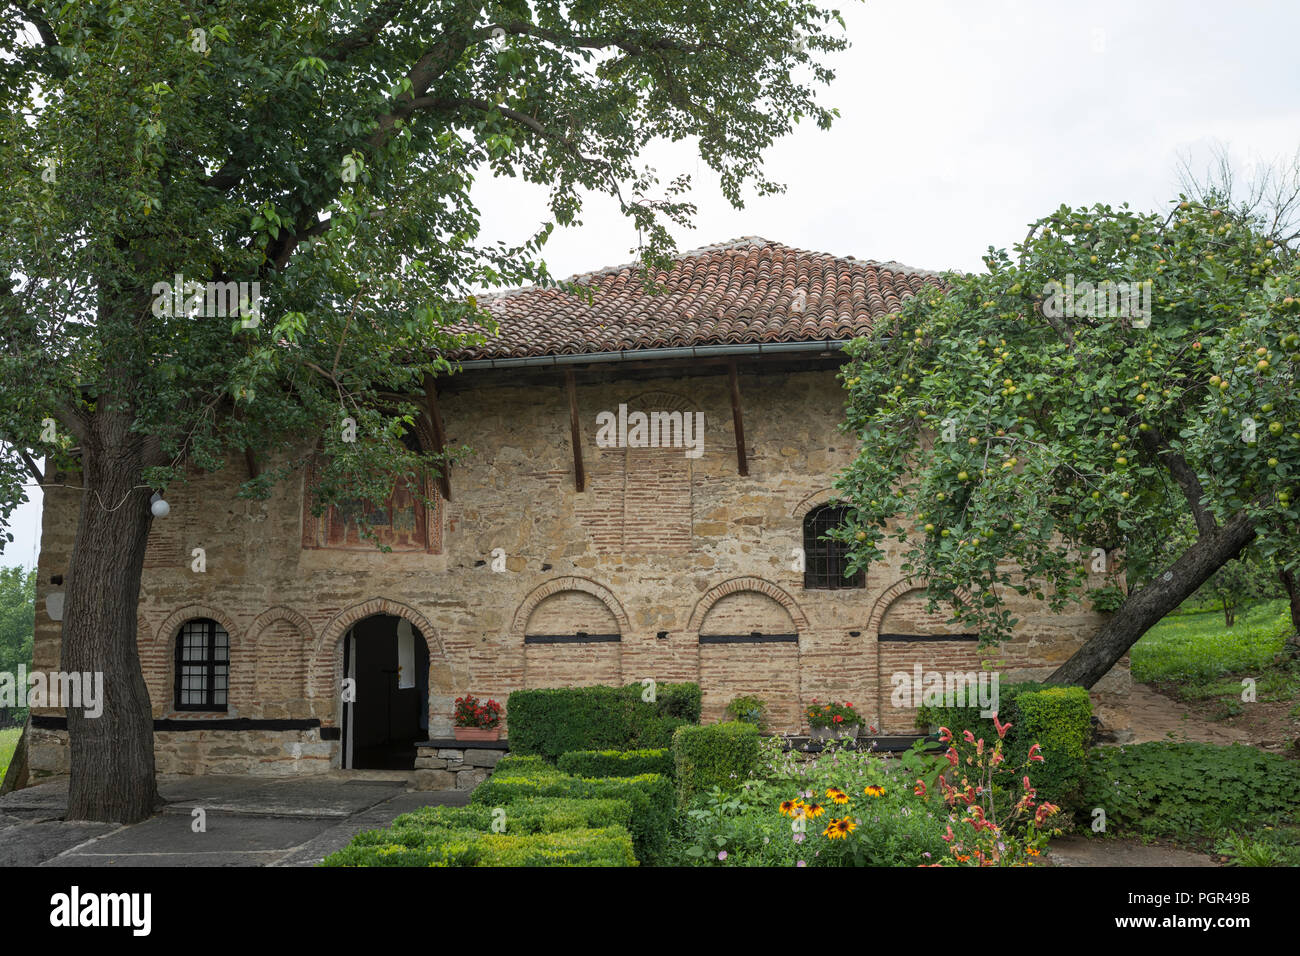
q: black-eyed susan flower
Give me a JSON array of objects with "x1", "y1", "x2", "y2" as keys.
[
  {"x1": 804, "y1": 802, "x2": 826, "y2": 818},
  {"x1": 779, "y1": 800, "x2": 799, "y2": 817},
  {"x1": 826, "y1": 787, "x2": 849, "y2": 805},
  {"x1": 864, "y1": 785, "x2": 885, "y2": 798},
  {"x1": 824, "y1": 817, "x2": 856, "y2": 839}
]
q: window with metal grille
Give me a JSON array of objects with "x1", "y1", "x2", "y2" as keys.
[
  {"x1": 803, "y1": 504, "x2": 865, "y2": 590},
  {"x1": 174, "y1": 619, "x2": 229, "y2": 711}
]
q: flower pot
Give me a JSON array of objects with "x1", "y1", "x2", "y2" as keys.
[
  {"x1": 453, "y1": 726, "x2": 500, "y2": 742},
  {"x1": 809, "y1": 724, "x2": 859, "y2": 742}
]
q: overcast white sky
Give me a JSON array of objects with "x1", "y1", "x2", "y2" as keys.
[{"x1": 5, "y1": 0, "x2": 1299, "y2": 569}]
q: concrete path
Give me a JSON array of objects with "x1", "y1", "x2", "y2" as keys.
[
  {"x1": 0, "y1": 773, "x2": 469, "y2": 867},
  {"x1": 1046, "y1": 834, "x2": 1220, "y2": 867}
]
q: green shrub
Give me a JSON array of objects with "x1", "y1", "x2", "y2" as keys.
[
  {"x1": 1012, "y1": 686, "x2": 1092, "y2": 808},
  {"x1": 1082, "y1": 742, "x2": 1300, "y2": 839},
  {"x1": 671, "y1": 721, "x2": 761, "y2": 806},
  {"x1": 390, "y1": 796, "x2": 634, "y2": 835},
  {"x1": 557, "y1": 748, "x2": 674, "y2": 778},
  {"x1": 471, "y1": 770, "x2": 674, "y2": 864},
  {"x1": 321, "y1": 826, "x2": 636, "y2": 867},
  {"x1": 725, "y1": 695, "x2": 769, "y2": 730},
  {"x1": 916, "y1": 681, "x2": 1092, "y2": 809},
  {"x1": 490, "y1": 754, "x2": 562, "y2": 778},
  {"x1": 506, "y1": 682, "x2": 700, "y2": 760}
]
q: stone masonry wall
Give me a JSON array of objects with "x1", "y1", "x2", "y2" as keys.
[{"x1": 27, "y1": 362, "x2": 1129, "y2": 776}]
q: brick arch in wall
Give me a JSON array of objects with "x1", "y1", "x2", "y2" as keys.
[
  {"x1": 148, "y1": 605, "x2": 243, "y2": 717},
  {"x1": 864, "y1": 579, "x2": 975, "y2": 634},
  {"x1": 867, "y1": 581, "x2": 983, "y2": 734},
  {"x1": 688, "y1": 577, "x2": 807, "y2": 731},
  {"x1": 511, "y1": 577, "x2": 630, "y2": 690},
  {"x1": 686, "y1": 576, "x2": 809, "y2": 633},
  {"x1": 246, "y1": 606, "x2": 315, "y2": 719},
  {"x1": 308, "y1": 598, "x2": 447, "y2": 727},
  {"x1": 509, "y1": 576, "x2": 630, "y2": 639},
  {"x1": 789, "y1": 487, "x2": 843, "y2": 518}
]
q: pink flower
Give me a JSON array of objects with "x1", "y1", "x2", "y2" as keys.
[
  {"x1": 1028, "y1": 743, "x2": 1044, "y2": 762},
  {"x1": 797, "y1": 860, "x2": 807, "y2": 867},
  {"x1": 993, "y1": 713, "x2": 1012, "y2": 739},
  {"x1": 718, "y1": 850, "x2": 728, "y2": 861},
  {"x1": 945, "y1": 747, "x2": 959, "y2": 767},
  {"x1": 913, "y1": 779, "x2": 928, "y2": 798},
  {"x1": 938, "y1": 726, "x2": 952, "y2": 743},
  {"x1": 962, "y1": 729, "x2": 976, "y2": 744}
]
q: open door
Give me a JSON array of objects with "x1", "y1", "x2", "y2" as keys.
[{"x1": 340, "y1": 614, "x2": 429, "y2": 770}]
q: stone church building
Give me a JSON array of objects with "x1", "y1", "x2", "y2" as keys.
[{"x1": 27, "y1": 237, "x2": 1128, "y2": 777}]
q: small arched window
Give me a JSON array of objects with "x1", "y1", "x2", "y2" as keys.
[
  {"x1": 802, "y1": 504, "x2": 865, "y2": 590},
  {"x1": 174, "y1": 618, "x2": 229, "y2": 711}
]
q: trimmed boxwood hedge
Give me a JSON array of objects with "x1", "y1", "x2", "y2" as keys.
[
  {"x1": 506, "y1": 682, "x2": 701, "y2": 760},
  {"x1": 916, "y1": 682, "x2": 1092, "y2": 809},
  {"x1": 389, "y1": 796, "x2": 635, "y2": 835},
  {"x1": 557, "y1": 748, "x2": 674, "y2": 779},
  {"x1": 671, "y1": 721, "x2": 761, "y2": 806},
  {"x1": 320, "y1": 826, "x2": 636, "y2": 867},
  {"x1": 470, "y1": 770, "x2": 674, "y2": 864}
]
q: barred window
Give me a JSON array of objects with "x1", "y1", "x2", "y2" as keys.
[
  {"x1": 174, "y1": 619, "x2": 229, "y2": 711},
  {"x1": 803, "y1": 504, "x2": 866, "y2": 590}
]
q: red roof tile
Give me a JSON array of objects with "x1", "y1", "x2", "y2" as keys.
[{"x1": 448, "y1": 237, "x2": 943, "y2": 361}]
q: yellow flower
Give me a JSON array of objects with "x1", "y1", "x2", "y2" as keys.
[
  {"x1": 779, "y1": 800, "x2": 799, "y2": 817},
  {"x1": 804, "y1": 802, "x2": 826, "y2": 818},
  {"x1": 864, "y1": 785, "x2": 885, "y2": 798},
  {"x1": 824, "y1": 817, "x2": 856, "y2": 840},
  {"x1": 827, "y1": 787, "x2": 849, "y2": 805}
]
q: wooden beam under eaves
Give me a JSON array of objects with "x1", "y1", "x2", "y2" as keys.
[
  {"x1": 421, "y1": 373, "x2": 452, "y2": 502},
  {"x1": 565, "y1": 369, "x2": 585, "y2": 492},
  {"x1": 728, "y1": 359, "x2": 748, "y2": 477}
]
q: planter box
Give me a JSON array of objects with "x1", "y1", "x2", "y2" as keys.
[{"x1": 452, "y1": 726, "x2": 501, "y2": 742}]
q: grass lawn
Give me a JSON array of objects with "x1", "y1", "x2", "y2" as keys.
[
  {"x1": 0, "y1": 727, "x2": 21, "y2": 782},
  {"x1": 1131, "y1": 598, "x2": 1293, "y2": 684}
]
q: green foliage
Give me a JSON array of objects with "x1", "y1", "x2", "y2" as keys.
[
  {"x1": 470, "y1": 769, "x2": 674, "y2": 865},
  {"x1": 389, "y1": 797, "x2": 634, "y2": 835},
  {"x1": 724, "y1": 694, "x2": 769, "y2": 729},
  {"x1": 505, "y1": 682, "x2": 699, "y2": 760},
  {"x1": 667, "y1": 738, "x2": 953, "y2": 867},
  {"x1": 320, "y1": 826, "x2": 636, "y2": 867},
  {"x1": 0, "y1": 727, "x2": 20, "y2": 781},
  {"x1": 834, "y1": 197, "x2": 1300, "y2": 647},
  {"x1": 489, "y1": 754, "x2": 563, "y2": 778},
  {"x1": 917, "y1": 682, "x2": 1092, "y2": 809},
  {"x1": 1131, "y1": 599, "x2": 1293, "y2": 683},
  {"x1": 1214, "y1": 826, "x2": 1300, "y2": 867},
  {"x1": 671, "y1": 721, "x2": 762, "y2": 805},
  {"x1": 557, "y1": 748, "x2": 674, "y2": 778},
  {"x1": 1082, "y1": 742, "x2": 1300, "y2": 839},
  {"x1": 0, "y1": 568, "x2": 34, "y2": 727},
  {"x1": 1012, "y1": 686, "x2": 1092, "y2": 809}
]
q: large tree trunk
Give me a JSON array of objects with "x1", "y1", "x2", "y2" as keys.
[
  {"x1": 1047, "y1": 512, "x2": 1257, "y2": 688},
  {"x1": 61, "y1": 406, "x2": 161, "y2": 822},
  {"x1": 1280, "y1": 568, "x2": 1300, "y2": 659}
]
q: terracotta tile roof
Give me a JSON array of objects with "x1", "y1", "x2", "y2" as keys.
[{"x1": 447, "y1": 237, "x2": 944, "y2": 361}]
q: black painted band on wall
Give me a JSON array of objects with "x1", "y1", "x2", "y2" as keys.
[
  {"x1": 699, "y1": 633, "x2": 799, "y2": 644},
  {"x1": 523, "y1": 633, "x2": 621, "y2": 644},
  {"x1": 31, "y1": 715, "x2": 327, "y2": 733},
  {"x1": 877, "y1": 632, "x2": 980, "y2": 642}
]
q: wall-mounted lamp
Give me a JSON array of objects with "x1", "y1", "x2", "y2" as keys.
[{"x1": 150, "y1": 492, "x2": 170, "y2": 518}]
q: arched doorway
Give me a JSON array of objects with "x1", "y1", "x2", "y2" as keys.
[{"x1": 341, "y1": 614, "x2": 430, "y2": 770}]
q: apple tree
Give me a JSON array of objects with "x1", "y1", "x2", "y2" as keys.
[{"x1": 834, "y1": 197, "x2": 1299, "y2": 687}]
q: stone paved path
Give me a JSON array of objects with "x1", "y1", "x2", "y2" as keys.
[
  {"x1": 1045, "y1": 834, "x2": 1220, "y2": 867},
  {"x1": 0, "y1": 773, "x2": 469, "y2": 867}
]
